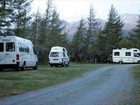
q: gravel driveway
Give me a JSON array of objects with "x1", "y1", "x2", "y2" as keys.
[{"x1": 0, "y1": 65, "x2": 135, "y2": 105}]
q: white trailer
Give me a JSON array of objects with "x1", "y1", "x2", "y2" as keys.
[
  {"x1": 112, "y1": 48, "x2": 140, "y2": 63},
  {"x1": 49, "y1": 46, "x2": 70, "y2": 67},
  {"x1": 0, "y1": 36, "x2": 38, "y2": 70}
]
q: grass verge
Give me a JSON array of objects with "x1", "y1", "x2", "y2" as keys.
[
  {"x1": 130, "y1": 65, "x2": 140, "y2": 105},
  {"x1": 0, "y1": 63, "x2": 106, "y2": 98}
]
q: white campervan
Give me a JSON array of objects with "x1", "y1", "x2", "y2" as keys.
[
  {"x1": 49, "y1": 46, "x2": 70, "y2": 67},
  {"x1": 0, "y1": 36, "x2": 38, "y2": 70},
  {"x1": 112, "y1": 48, "x2": 140, "y2": 63}
]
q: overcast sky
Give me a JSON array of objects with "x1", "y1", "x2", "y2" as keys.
[{"x1": 31, "y1": 0, "x2": 140, "y2": 22}]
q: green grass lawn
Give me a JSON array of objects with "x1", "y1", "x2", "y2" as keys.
[
  {"x1": 131, "y1": 65, "x2": 140, "y2": 105},
  {"x1": 0, "y1": 63, "x2": 106, "y2": 98}
]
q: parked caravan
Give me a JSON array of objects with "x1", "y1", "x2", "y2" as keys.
[
  {"x1": 112, "y1": 48, "x2": 140, "y2": 63},
  {"x1": 49, "y1": 46, "x2": 70, "y2": 67},
  {"x1": 0, "y1": 36, "x2": 38, "y2": 70}
]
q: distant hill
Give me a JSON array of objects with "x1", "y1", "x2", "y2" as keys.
[
  {"x1": 121, "y1": 14, "x2": 139, "y2": 35},
  {"x1": 65, "y1": 14, "x2": 139, "y2": 39}
]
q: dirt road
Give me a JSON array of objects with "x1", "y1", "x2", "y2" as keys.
[{"x1": 0, "y1": 65, "x2": 135, "y2": 105}]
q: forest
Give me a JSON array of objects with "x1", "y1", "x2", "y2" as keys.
[{"x1": 0, "y1": 0, "x2": 140, "y2": 63}]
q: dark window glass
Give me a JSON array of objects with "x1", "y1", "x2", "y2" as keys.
[
  {"x1": 63, "y1": 53, "x2": 66, "y2": 57},
  {"x1": 18, "y1": 43, "x2": 29, "y2": 53},
  {"x1": 50, "y1": 52, "x2": 59, "y2": 57},
  {"x1": 134, "y1": 50, "x2": 137, "y2": 52},
  {"x1": 134, "y1": 53, "x2": 140, "y2": 57},
  {"x1": 6, "y1": 42, "x2": 15, "y2": 52},
  {"x1": 114, "y1": 52, "x2": 120, "y2": 56},
  {"x1": 125, "y1": 52, "x2": 131, "y2": 56},
  {"x1": 0, "y1": 43, "x2": 4, "y2": 52}
]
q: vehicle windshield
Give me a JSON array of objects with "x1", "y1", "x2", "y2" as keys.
[
  {"x1": 134, "y1": 53, "x2": 140, "y2": 57},
  {"x1": 50, "y1": 52, "x2": 59, "y2": 57}
]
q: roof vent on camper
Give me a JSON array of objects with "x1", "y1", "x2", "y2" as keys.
[{"x1": 121, "y1": 48, "x2": 127, "y2": 50}]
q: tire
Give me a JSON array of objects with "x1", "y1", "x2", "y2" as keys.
[
  {"x1": 138, "y1": 61, "x2": 140, "y2": 64},
  {"x1": 33, "y1": 62, "x2": 38, "y2": 70},
  {"x1": 21, "y1": 62, "x2": 26, "y2": 70},
  {"x1": 0, "y1": 68, "x2": 4, "y2": 71},
  {"x1": 66, "y1": 62, "x2": 69, "y2": 67},
  {"x1": 50, "y1": 64, "x2": 53, "y2": 67},
  {"x1": 119, "y1": 61, "x2": 123, "y2": 64},
  {"x1": 62, "y1": 62, "x2": 66, "y2": 67},
  {"x1": 15, "y1": 67, "x2": 19, "y2": 71},
  {"x1": 55, "y1": 65, "x2": 58, "y2": 67}
]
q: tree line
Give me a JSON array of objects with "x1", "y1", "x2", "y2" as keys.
[{"x1": 0, "y1": 0, "x2": 140, "y2": 63}]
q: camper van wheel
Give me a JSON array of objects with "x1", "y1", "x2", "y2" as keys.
[
  {"x1": 119, "y1": 61, "x2": 123, "y2": 64},
  {"x1": 33, "y1": 62, "x2": 38, "y2": 70},
  {"x1": 0, "y1": 68, "x2": 4, "y2": 71},
  {"x1": 15, "y1": 67, "x2": 19, "y2": 71},
  {"x1": 138, "y1": 61, "x2": 140, "y2": 64},
  {"x1": 62, "y1": 62, "x2": 66, "y2": 67},
  {"x1": 66, "y1": 64, "x2": 69, "y2": 67},
  {"x1": 66, "y1": 62, "x2": 69, "y2": 67},
  {"x1": 50, "y1": 64, "x2": 53, "y2": 67},
  {"x1": 21, "y1": 62, "x2": 26, "y2": 70}
]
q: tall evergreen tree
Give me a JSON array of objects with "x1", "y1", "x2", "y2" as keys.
[
  {"x1": 12, "y1": 0, "x2": 32, "y2": 37},
  {"x1": 30, "y1": 11, "x2": 42, "y2": 46},
  {"x1": 71, "y1": 19, "x2": 87, "y2": 62},
  {"x1": 46, "y1": 9, "x2": 67, "y2": 48},
  {"x1": 130, "y1": 15, "x2": 140, "y2": 48},
  {"x1": 103, "y1": 5, "x2": 124, "y2": 59},
  {"x1": 84, "y1": 5, "x2": 100, "y2": 62},
  {"x1": 0, "y1": 0, "x2": 32, "y2": 37},
  {"x1": 0, "y1": 0, "x2": 14, "y2": 35}
]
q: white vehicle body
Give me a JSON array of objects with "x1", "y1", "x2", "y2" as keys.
[
  {"x1": 49, "y1": 46, "x2": 70, "y2": 67},
  {"x1": 112, "y1": 48, "x2": 140, "y2": 63},
  {"x1": 0, "y1": 36, "x2": 38, "y2": 70}
]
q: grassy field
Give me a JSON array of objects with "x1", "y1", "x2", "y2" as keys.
[
  {"x1": 0, "y1": 63, "x2": 106, "y2": 98},
  {"x1": 131, "y1": 65, "x2": 140, "y2": 105}
]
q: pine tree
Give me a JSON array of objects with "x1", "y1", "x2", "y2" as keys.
[
  {"x1": 72, "y1": 19, "x2": 87, "y2": 62},
  {"x1": 46, "y1": 9, "x2": 67, "y2": 48},
  {"x1": 130, "y1": 15, "x2": 140, "y2": 48},
  {"x1": 30, "y1": 11, "x2": 42, "y2": 46},
  {"x1": 0, "y1": 0, "x2": 32, "y2": 37},
  {"x1": 0, "y1": 0, "x2": 14, "y2": 35},
  {"x1": 12, "y1": 0, "x2": 32, "y2": 37},
  {"x1": 103, "y1": 5, "x2": 124, "y2": 59},
  {"x1": 84, "y1": 5, "x2": 100, "y2": 62}
]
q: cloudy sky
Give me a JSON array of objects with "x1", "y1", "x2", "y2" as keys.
[{"x1": 31, "y1": 0, "x2": 140, "y2": 22}]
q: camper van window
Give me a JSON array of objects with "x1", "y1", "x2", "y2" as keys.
[
  {"x1": 25, "y1": 47, "x2": 29, "y2": 53},
  {"x1": 6, "y1": 42, "x2": 15, "y2": 52},
  {"x1": 114, "y1": 52, "x2": 119, "y2": 56},
  {"x1": 50, "y1": 52, "x2": 59, "y2": 57},
  {"x1": 0, "y1": 43, "x2": 4, "y2": 52},
  {"x1": 134, "y1": 53, "x2": 140, "y2": 57},
  {"x1": 63, "y1": 53, "x2": 66, "y2": 57},
  {"x1": 19, "y1": 43, "x2": 29, "y2": 53},
  {"x1": 63, "y1": 49, "x2": 65, "y2": 52},
  {"x1": 126, "y1": 52, "x2": 131, "y2": 56},
  {"x1": 134, "y1": 50, "x2": 138, "y2": 52}
]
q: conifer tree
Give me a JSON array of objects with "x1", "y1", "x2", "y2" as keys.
[
  {"x1": 72, "y1": 19, "x2": 87, "y2": 62},
  {"x1": 84, "y1": 5, "x2": 100, "y2": 62},
  {"x1": 30, "y1": 11, "x2": 42, "y2": 46},
  {"x1": 130, "y1": 15, "x2": 140, "y2": 48},
  {"x1": 46, "y1": 9, "x2": 67, "y2": 48},
  {"x1": 12, "y1": 0, "x2": 32, "y2": 37},
  {"x1": 0, "y1": 0, "x2": 32, "y2": 37},
  {"x1": 103, "y1": 5, "x2": 124, "y2": 58},
  {"x1": 0, "y1": 0, "x2": 14, "y2": 35}
]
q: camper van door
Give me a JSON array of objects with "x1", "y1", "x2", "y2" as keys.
[{"x1": 5, "y1": 42, "x2": 16, "y2": 64}]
